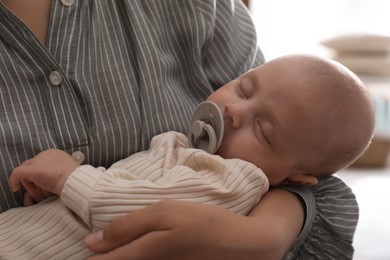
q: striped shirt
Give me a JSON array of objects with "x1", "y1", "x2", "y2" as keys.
[
  {"x1": 0, "y1": 132, "x2": 268, "y2": 259},
  {"x1": 281, "y1": 176, "x2": 359, "y2": 259},
  {"x1": 0, "y1": 0, "x2": 358, "y2": 259},
  {"x1": 0, "y1": 0, "x2": 262, "y2": 211}
]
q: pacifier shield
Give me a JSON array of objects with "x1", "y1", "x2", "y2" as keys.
[{"x1": 187, "y1": 101, "x2": 224, "y2": 154}]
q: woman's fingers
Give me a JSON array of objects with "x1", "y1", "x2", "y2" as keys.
[
  {"x1": 85, "y1": 201, "x2": 244, "y2": 259},
  {"x1": 23, "y1": 192, "x2": 36, "y2": 206},
  {"x1": 85, "y1": 203, "x2": 167, "y2": 253},
  {"x1": 86, "y1": 230, "x2": 175, "y2": 260}
]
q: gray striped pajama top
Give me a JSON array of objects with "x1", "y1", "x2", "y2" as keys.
[{"x1": 0, "y1": 0, "x2": 358, "y2": 259}]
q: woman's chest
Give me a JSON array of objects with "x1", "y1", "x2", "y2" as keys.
[{"x1": 2, "y1": 0, "x2": 52, "y2": 44}]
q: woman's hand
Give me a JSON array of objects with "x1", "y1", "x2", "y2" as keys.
[
  {"x1": 10, "y1": 149, "x2": 80, "y2": 201},
  {"x1": 85, "y1": 200, "x2": 261, "y2": 260},
  {"x1": 85, "y1": 189, "x2": 304, "y2": 259}
]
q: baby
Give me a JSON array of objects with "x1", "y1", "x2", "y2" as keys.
[{"x1": 0, "y1": 54, "x2": 375, "y2": 259}]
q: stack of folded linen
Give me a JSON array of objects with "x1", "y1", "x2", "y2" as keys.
[
  {"x1": 321, "y1": 33, "x2": 390, "y2": 76},
  {"x1": 321, "y1": 33, "x2": 390, "y2": 167},
  {"x1": 352, "y1": 93, "x2": 390, "y2": 167}
]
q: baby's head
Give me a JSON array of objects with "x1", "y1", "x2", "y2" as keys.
[{"x1": 207, "y1": 54, "x2": 375, "y2": 186}]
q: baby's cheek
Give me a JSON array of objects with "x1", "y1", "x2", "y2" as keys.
[
  {"x1": 215, "y1": 139, "x2": 232, "y2": 158},
  {"x1": 216, "y1": 137, "x2": 243, "y2": 160}
]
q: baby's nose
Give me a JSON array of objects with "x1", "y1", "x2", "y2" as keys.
[{"x1": 224, "y1": 103, "x2": 247, "y2": 128}]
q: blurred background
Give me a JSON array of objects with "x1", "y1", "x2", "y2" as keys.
[
  {"x1": 249, "y1": 0, "x2": 390, "y2": 59},
  {"x1": 245, "y1": 1, "x2": 390, "y2": 259}
]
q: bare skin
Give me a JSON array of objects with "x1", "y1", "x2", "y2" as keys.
[{"x1": 2, "y1": 0, "x2": 51, "y2": 44}]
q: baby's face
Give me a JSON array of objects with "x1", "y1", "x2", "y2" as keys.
[{"x1": 207, "y1": 58, "x2": 323, "y2": 185}]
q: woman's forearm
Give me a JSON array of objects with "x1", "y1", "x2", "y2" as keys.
[
  {"x1": 247, "y1": 188, "x2": 305, "y2": 259},
  {"x1": 85, "y1": 189, "x2": 304, "y2": 259}
]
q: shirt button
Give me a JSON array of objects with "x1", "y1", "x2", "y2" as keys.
[
  {"x1": 72, "y1": 151, "x2": 85, "y2": 164},
  {"x1": 49, "y1": 71, "x2": 63, "y2": 86},
  {"x1": 61, "y1": 0, "x2": 75, "y2": 7},
  {"x1": 283, "y1": 252, "x2": 294, "y2": 260}
]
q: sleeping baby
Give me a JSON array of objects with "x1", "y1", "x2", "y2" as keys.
[{"x1": 0, "y1": 54, "x2": 375, "y2": 259}]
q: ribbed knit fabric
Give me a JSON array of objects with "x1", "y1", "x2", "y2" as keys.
[{"x1": 0, "y1": 132, "x2": 268, "y2": 259}]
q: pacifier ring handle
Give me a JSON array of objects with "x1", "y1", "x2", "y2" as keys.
[
  {"x1": 187, "y1": 101, "x2": 224, "y2": 154},
  {"x1": 189, "y1": 120, "x2": 218, "y2": 154}
]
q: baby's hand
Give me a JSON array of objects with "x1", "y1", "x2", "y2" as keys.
[{"x1": 10, "y1": 149, "x2": 80, "y2": 197}]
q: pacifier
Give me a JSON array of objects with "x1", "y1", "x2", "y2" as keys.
[{"x1": 187, "y1": 101, "x2": 224, "y2": 154}]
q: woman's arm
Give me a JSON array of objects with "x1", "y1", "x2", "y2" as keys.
[{"x1": 84, "y1": 188, "x2": 304, "y2": 260}]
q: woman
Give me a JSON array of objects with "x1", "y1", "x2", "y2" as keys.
[{"x1": 0, "y1": 0, "x2": 358, "y2": 259}]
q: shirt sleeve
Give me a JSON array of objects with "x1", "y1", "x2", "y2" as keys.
[{"x1": 280, "y1": 175, "x2": 359, "y2": 260}]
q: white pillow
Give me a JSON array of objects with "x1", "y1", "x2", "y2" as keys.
[
  {"x1": 333, "y1": 53, "x2": 390, "y2": 76},
  {"x1": 321, "y1": 33, "x2": 390, "y2": 52}
]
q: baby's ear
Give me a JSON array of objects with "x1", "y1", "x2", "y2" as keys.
[{"x1": 286, "y1": 174, "x2": 318, "y2": 186}]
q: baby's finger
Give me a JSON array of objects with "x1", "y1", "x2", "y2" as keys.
[
  {"x1": 23, "y1": 192, "x2": 36, "y2": 206},
  {"x1": 22, "y1": 180, "x2": 55, "y2": 203},
  {"x1": 21, "y1": 180, "x2": 47, "y2": 202},
  {"x1": 9, "y1": 158, "x2": 37, "y2": 191},
  {"x1": 9, "y1": 167, "x2": 25, "y2": 192},
  {"x1": 20, "y1": 158, "x2": 34, "y2": 166}
]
